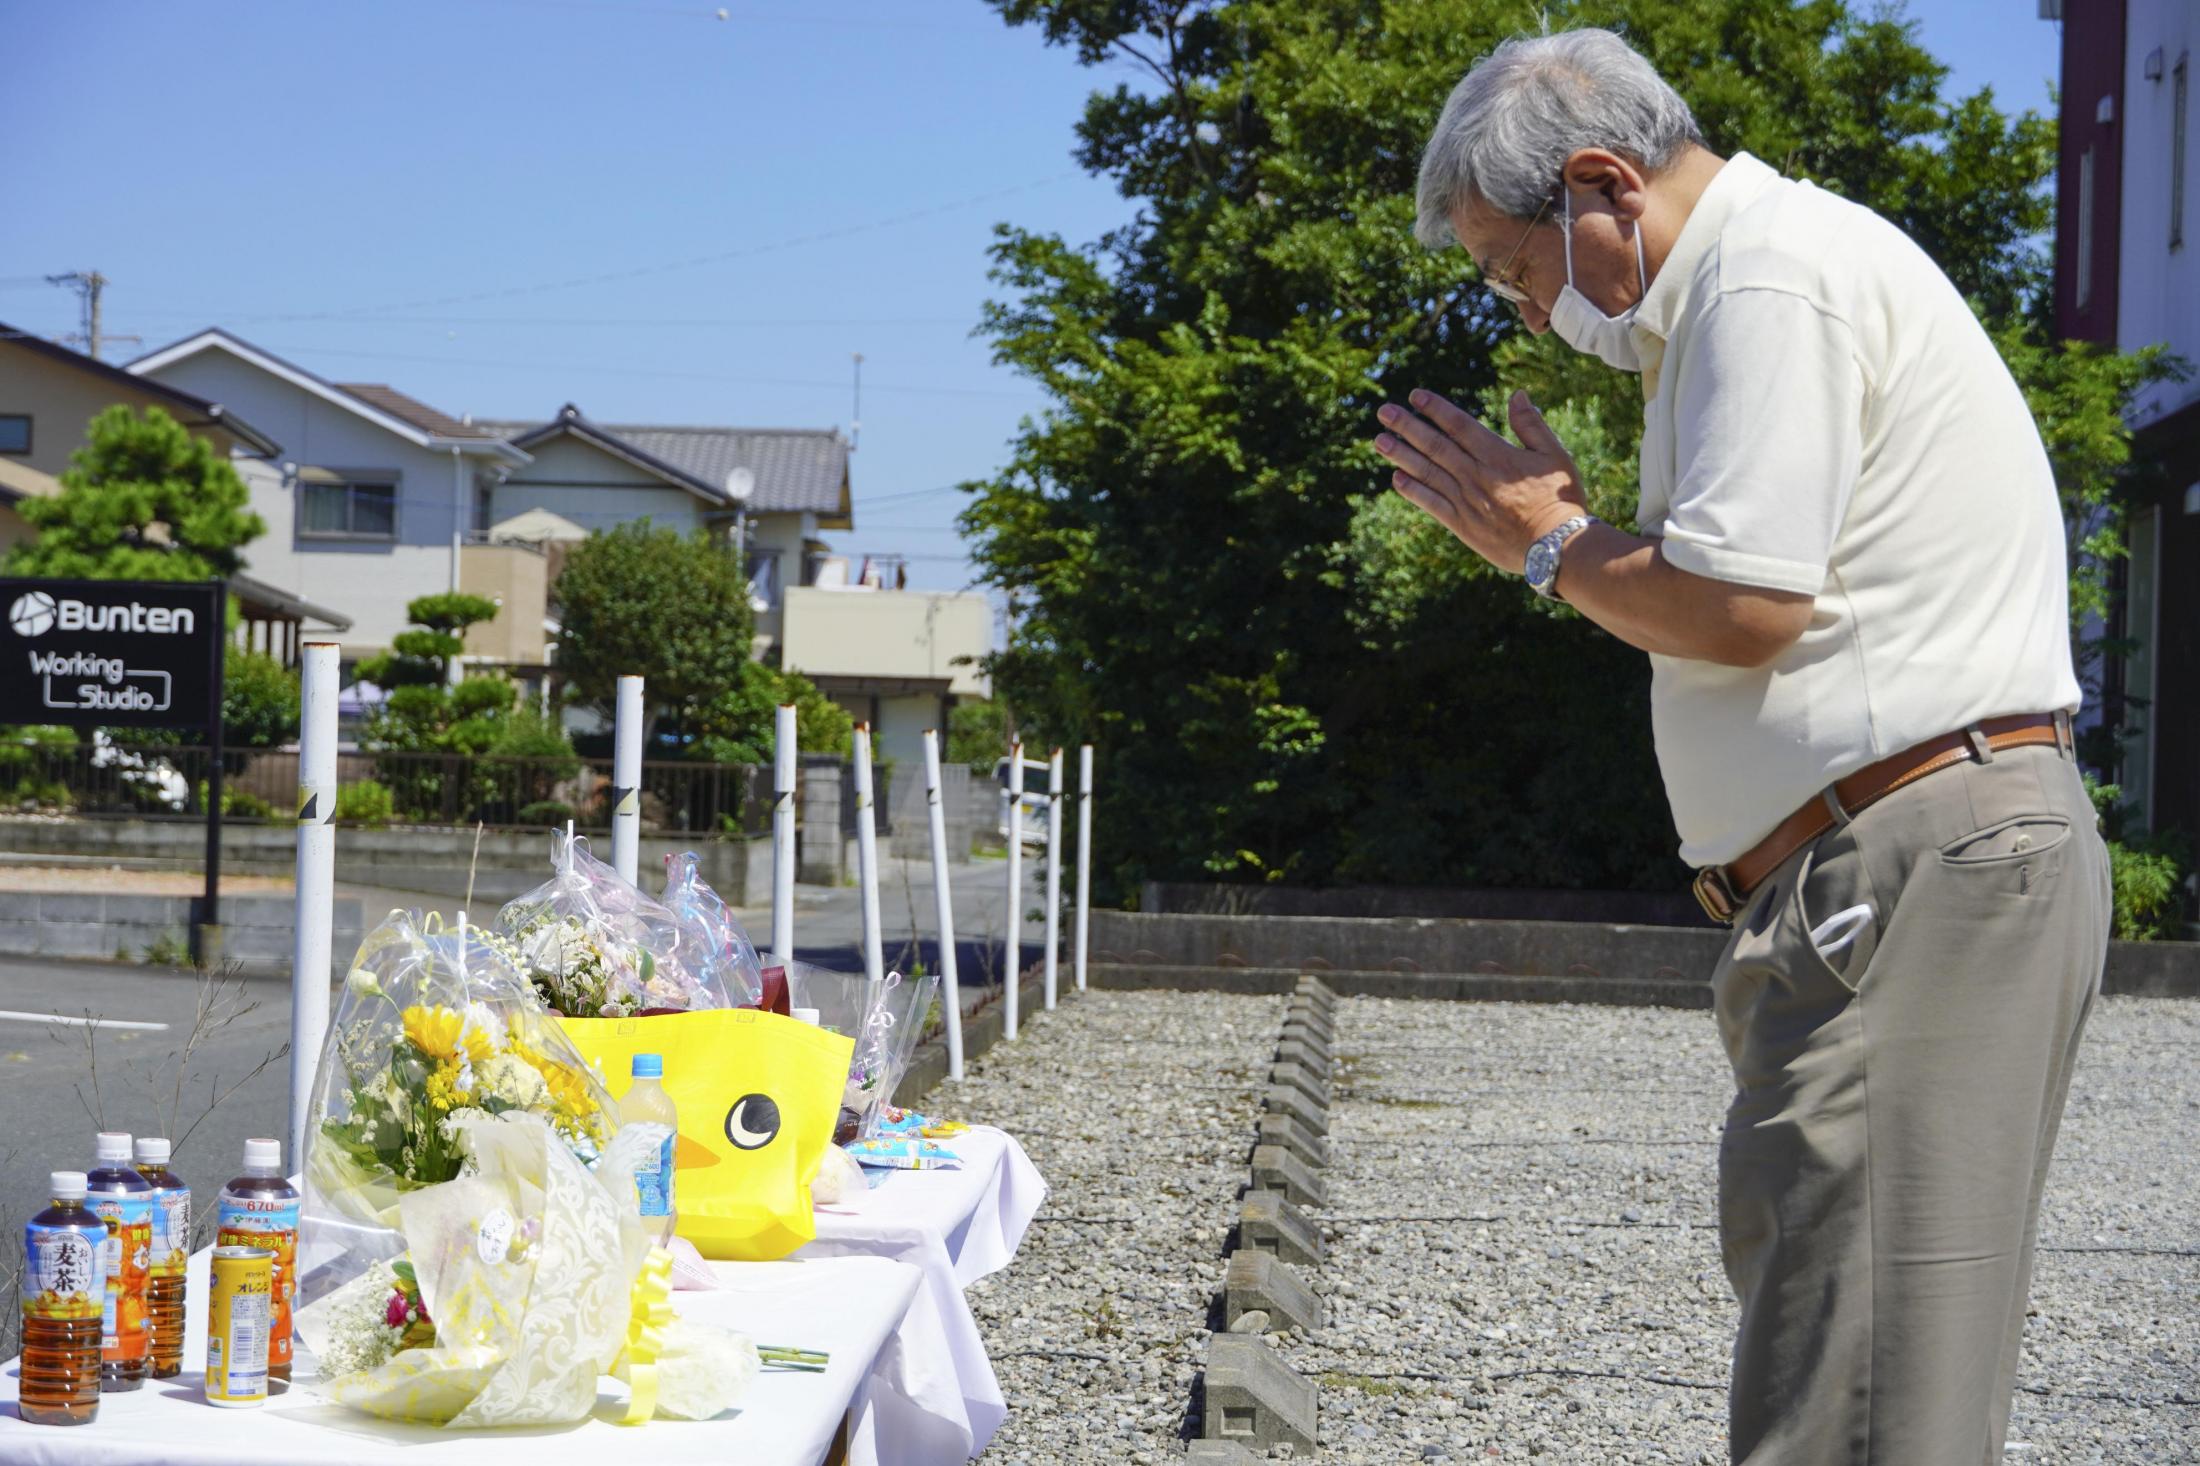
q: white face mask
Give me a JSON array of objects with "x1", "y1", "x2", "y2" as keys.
[{"x1": 1550, "y1": 187, "x2": 1649, "y2": 372}]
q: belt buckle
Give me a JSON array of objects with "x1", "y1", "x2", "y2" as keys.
[{"x1": 1692, "y1": 865, "x2": 1740, "y2": 926}]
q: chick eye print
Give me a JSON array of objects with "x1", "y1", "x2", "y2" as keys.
[{"x1": 724, "y1": 1093, "x2": 782, "y2": 1151}]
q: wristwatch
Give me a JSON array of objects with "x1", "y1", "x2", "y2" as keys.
[{"x1": 1524, "y1": 514, "x2": 1598, "y2": 600}]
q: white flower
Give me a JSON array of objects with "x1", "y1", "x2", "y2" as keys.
[
  {"x1": 345, "y1": 968, "x2": 383, "y2": 998},
  {"x1": 461, "y1": 1002, "x2": 506, "y2": 1053},
  {"x1": 306, "y1": 1260, "x2": 406, "y2": 1382},
  {"x1": 478, "y1": 1055, "x2": 549, "y2": 1109}
]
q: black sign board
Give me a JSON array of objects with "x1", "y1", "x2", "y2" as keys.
[
  {"x1": 1, "y1": 577, "x2": 224, "y2": 729},
  {"x1": 1, "y1": 576, "x2": 230, "y2": 962}
]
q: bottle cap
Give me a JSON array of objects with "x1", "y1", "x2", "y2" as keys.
[
  {"x1": 792, "y1": 1007, "x2": 821, "y2": 1026},
  {"x1": 95, "y1": 1131, "x2": 132, "y2": 1162},
  {"x1": 136, "y1": 1136, "x2": 172, "y2": 1165},
  {"x1": 243, "y1": 1137, "x2": 282, "y2": 1170},
  {"x1": 50, "y1": 1170, "x2": 87, "y2": 1201},
  {"x1": 631, "y1": 1053, "x2": 663, "y2": 1079}
]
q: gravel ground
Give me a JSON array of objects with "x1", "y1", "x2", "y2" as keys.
[
  {"x1": 940, "y1": 988, "x2": 2198, "y2": 1463},
  {"x1": 932, "y1": 989, "x2": 1285, "y2": 1463}
]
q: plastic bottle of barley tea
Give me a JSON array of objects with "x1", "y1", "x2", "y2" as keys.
[{"x1": 19, "y1": 1170, "x2": 105, "y2": 1425}]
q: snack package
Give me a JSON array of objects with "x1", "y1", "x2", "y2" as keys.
[
  {"x1": 492, "y1": 830, "x2": 727, "y2": 1016},
  {"x1": 297, "y1": 910, "x2": 619, "y2": 1315},
  {"x1": 844, "y1": 1137, "x2": 964, "y2": 1171},
  {"x1": 660, "y1": 851, "x2": 765, "y2": 1008}
]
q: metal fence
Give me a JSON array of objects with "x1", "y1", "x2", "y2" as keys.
[{"x1": 0, "y1": 739, "x2": 769, "y2": 835}]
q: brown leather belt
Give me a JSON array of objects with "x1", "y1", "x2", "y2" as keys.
[{"x1": 1691, "y1": 712, "x2": 2074, "y2": 925}]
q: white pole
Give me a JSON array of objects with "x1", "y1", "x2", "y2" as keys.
[
  {"x1": 772, "y1": 703, "x2": 797, "y2": 966},
  {"x1": 1043, "y1": 748, "x2": 1063, "y2": 1010},
  {"x1": 853, "y1": 723, "x2": 884, "y2": 984},
  {"x1": 1004, "y1": 740, "x2": 1022, "y2": 1041},
  {"x1": 612, "y1": 674, "x2": 643, "y2": 885},
  {"x1": 1076, "y1": 743, "x2": 1093, "y2": 993},
  {"x1": 921, "y1": 730, "x2": 964, "y2": 1080},
  {"x1": 288, "y1": 642, "x2": 339, "y2": 1173}
]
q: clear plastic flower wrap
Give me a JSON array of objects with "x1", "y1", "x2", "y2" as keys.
[
  {"x1": 297, "y1": 909, "x2": 619, "y2": 1313},
  {"x1": 784, "y1": 962, "x2": 942, "y2": 1142},
  {"x1": 296, "y1": 1110, "x2": 760, "y2": 1427},
  {"x1": 492, "y1": 830, "x2": 728, "y2": 1016},
  {"x1": 659, "y1": 850, "x2": 765, "y2": 1008}
]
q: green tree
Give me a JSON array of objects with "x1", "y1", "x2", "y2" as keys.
[
  {"x1": 964, "y1": 0, "x2": 2173, "y2": 899},
  {"x1": 947, "y1": 697, "x2": 1016, "y2": 772},
  {"x1": 3, "y1": 404, "x2": 262, "y2": 581},
  {"x1": 691, "y1": 664, "x2": 855, "y2": 762},
  {"x1": 552, "y1": 522, "x2": 756, "y2": 746}
]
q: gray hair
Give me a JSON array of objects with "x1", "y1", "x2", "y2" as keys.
[{"x1": 1413, "y1": 28, "x2": 1702, "y2": 248}]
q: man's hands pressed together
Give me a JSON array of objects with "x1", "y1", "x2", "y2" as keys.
[
  {"x1": 1369, "y1": 387, "x2": 1815, "y2": 669},
  {"x1": 1373, "y1": 387, "x2": 1589, "y2": 576}
]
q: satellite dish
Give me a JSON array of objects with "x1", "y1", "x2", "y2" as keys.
[{"x1": 724, "y1": 467, "x2": 755, "y2": 504}]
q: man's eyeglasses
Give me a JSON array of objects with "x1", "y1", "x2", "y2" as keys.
[{"x1": 1479, "y1": 191, "x2": 1554, "y2": 306}]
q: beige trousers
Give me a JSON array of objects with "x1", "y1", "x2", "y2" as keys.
[{"x1": 1709, "y1": 742, "x2": 2109, "y2": 1465}]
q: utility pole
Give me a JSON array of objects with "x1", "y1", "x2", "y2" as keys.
[
  {"x1": 850, "y1": 351, "x2": 863, "y2": 451},
  {"x1": 46, "y1": 271, "x2": 139, "y2": 361}
]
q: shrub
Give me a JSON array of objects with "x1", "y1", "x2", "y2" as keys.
[
  {"x1": 517, "y1": 800, "x2": 575, "y2": 827},
  {"x1": 335, "y1": 780, "x2": 396, "y2": 829},
  {"x1": 2109, "y1": 837, "x2": 2191, "y2": 942}
]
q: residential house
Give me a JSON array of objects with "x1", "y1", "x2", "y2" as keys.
[
  {"x1": 0, "y1": 324, "x2": 351, "y2": 659},
  {"x1": 125, "y1": 329, "x2": 542, "y2": 675},
  {"x1": 480, "y1": 405, "x2": 992, "y2": 769},
  {"x1": 2050, "y1": 0, "x2": 2199, "y2": 842}
]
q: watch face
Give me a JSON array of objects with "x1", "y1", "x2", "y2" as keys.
[{"x1": 1526, "y1": 540, "x2": 1556, "y2": 588}]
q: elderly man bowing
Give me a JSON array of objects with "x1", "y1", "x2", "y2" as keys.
[{"x1": 1378, "y1": 27, "x2": 2108, "y2": 1466}]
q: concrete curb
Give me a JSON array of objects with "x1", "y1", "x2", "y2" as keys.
[{"x1": 1196, "y1": 981, "x2": 1336, "y2": 1456}]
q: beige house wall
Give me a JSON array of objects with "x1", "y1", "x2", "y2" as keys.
[
  {"x1": 779, "y1": 587, "x2": 991, "y2": 696},
  {"x1": 0, "y1": 342, "x2": 259, "y2": 481},
  {"x1": 460, "y1": 541, "x2": 550, "y2": 667}
]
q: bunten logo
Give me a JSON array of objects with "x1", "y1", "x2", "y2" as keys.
[{"x1": 6, "y1": 593, "x2": 195, "y2": 638}]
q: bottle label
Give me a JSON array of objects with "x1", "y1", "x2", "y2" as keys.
[
  {"x1": 21, "y1": 1221, "x2": 101, "y2": 1322},
  {"x1": 146, "y1": 1186, "x2": 191, "y2": 1278},
  {"x1": 637, "y1": 1133, "x2": 676, "y2": 1218},
  {"x1": 218, "y1": 1194, "x2": 300, "y2": 1368},
  {"x1": 89, "y1": 1194, "x2": 152, "y2": 1360}
]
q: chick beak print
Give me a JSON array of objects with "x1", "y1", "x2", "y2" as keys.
[{"x1": 558, "y1": 1010, "x2": 854, "y2": 1261}]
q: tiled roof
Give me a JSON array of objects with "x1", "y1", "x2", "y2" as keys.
[
  {"x1": 337, "y1": 383, "x2": 501, "y2": 440},
  {"x1": 483, "y1": 405, "x2": 851, "y2": 518}
]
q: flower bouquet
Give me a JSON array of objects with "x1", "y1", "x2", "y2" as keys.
[
  {"x1": 493, "y1": 831, "x2": 729, "y2": 1016},
  {"x1": 297, "y1": 1110, "x2": 762, "y2": 1427},
  {"x1": 299, "y1": 909, "x2": 619, "y2": 1310}
]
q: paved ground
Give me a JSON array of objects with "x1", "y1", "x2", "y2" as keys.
[{"x1": 937, "y1": 988, "x2": 2199, "y2": 1463}]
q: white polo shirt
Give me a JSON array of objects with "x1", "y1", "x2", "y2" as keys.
[{"x1": 1629, "y1": 152, "x2": 2080, "y2": 868}]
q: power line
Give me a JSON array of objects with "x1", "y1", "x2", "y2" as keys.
[
  {"x1": 114, "y1": 311, "x2": 978, "y2": 329},
  {"x1": 222, "y1": 171, "x2": 1080, "y2": 325},
  {"x1": 238, "y1": 341, "x2": 1038, "y2": 400}
]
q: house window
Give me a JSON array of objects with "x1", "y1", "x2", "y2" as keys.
[
  {"x1": 2174, "y1": 54, "x2": 2189, "y2": 251},
  {"x1": 747, "y1": 548, "x2": 783, "y2": 610},
  {"x1": 0, "y1": 415, "x2": 29, "y2": 454},
  {"x1": 299, "y1": 470, "x2": 398, "y2": 540}
]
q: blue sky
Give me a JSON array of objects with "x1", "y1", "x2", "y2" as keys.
[{"x1": 3, "y1": 0, "x2": 2061, "y2": 594}]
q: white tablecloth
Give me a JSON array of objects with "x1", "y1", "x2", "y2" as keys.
[
  {"x1": 800, "y1": 1125, "x2": 1047, "y2": 1455},
  {"x1": 0, "y1": 1251, "x2": 967, "y2": 1466}
]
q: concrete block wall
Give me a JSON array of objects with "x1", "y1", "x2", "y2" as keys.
[{"x1": 0, "y1": 891, "x2": 365, "y2": 976}]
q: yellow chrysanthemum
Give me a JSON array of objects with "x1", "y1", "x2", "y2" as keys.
[
  {"x1": 423, "y1": 1061, "x2": 471, "y2": 1112},
  {"x1": 402, "y1": 1004, "x2": 495, "y2": 1065},
  {"x1": 511, "y1": 1035, "x2": 601, "y2": 1120}
]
